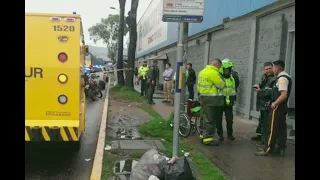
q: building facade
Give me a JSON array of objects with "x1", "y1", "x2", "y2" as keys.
[{"x1": 135, "y1": 0, "x2": 295, "y2": 120}]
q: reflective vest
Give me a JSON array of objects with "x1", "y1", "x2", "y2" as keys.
[
  {"x1": 197, "y1": 65, "x2": 225, "y2": 96},
  {"x1": 223, "y1": 76, "x2": 236, "y2": 105},
  {"x1": 138, "y1": 66, "x2": 149, "y2": 80}
]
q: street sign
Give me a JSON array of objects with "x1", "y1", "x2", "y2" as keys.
[{"x1": 162, "y1": 0, "x2": 204, "y2": 23}]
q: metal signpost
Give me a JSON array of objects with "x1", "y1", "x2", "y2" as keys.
[{"x1": 162, "y1": 0, "x2": 205, "y2": 157}]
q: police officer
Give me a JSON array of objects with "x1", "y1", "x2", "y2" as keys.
[
  {"x1": 251, "y1": 62, "x2": 275, "y2": 146},
  {"x1": 222, "y1": 59, "x2": 240, "y2": 93},
  {"x1": 146, "y1": 60, "x2": 159, "y2": 105},
  {"x1": 216, "y1": 60, "x2": 236, "y2": 141},
  {"x1": 138, "y1": 60, "x2": 149, "y2": 96},
  {"x1": 197, "y1": 58, "x2": 225, "y2": 146},
  {"x1": 256, "y1": 60, "x2": 292, "y2": 156}
]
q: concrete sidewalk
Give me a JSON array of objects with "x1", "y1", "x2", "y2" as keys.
[{"x1": 151, "y1": 100, "x2": 295, "y2": 180}]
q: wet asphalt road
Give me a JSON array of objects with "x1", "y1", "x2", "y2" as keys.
[{"x1": 25, "y1": 93, "x2": 105, "y2": 180}]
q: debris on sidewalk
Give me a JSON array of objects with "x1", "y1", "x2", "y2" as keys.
[
  {"x1": 130, "y1": 149, "x2": 195, "y2": 180},
  {"x1": 104, "y1": 145, "x2": 112, "y2": 151},
  {"x1": 114, "y1": 159, "x2": 139, "y2": 180},
  {"x1": 84, "y1": 158, "x2": 91, "y2": 162},
  {"x1": 131, "y1": 149, "x2": 167, "y2": 180},
  {"x1": 164, "y1": 156, "x2": 195, "y2": 180},
  {"x1": 109, "y1": 115, "x2": 146, "y2": 140},
  {"x1": 148, "y1": 175, "x2": 160, "y2": 180}
]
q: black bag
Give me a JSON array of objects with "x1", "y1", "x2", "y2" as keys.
[
  {"x1": 164, "y1": 157, "x2": 195, "y2": 180},
  {"x1": 99, "y1": 80, "x2": 105, "y2": 90}
]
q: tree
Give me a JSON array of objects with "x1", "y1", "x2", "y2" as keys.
[
  {"x1": 125, "y1": 0, "x2": 139, "y2": 87},
  {"x1": 117, "y1": 0, "x2": 127, "y2": 86},
  {"x1": 88, "y1": 14, "x2": 129, "y2": 65}
]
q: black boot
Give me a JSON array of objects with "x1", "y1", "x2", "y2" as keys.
[
  {"x1": 251, "y1": 135, "x2": 261, "y2": 141},
  {"x1": 218, "y1": 135, "x2": 224, "y2": 141},
  {"x1": 274, "y1": 147, "x2": 286, "y2": 156},
  {"x1": 227, "y1": 135, "x2": 235, "y2": 141}
]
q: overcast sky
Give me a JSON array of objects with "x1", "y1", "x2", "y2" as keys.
[{"x1": 25, "y1": 0, "x2": 153, "y2": 47}]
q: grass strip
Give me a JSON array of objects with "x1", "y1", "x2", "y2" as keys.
[{"x1": 110, "y1": 85, "x2": 144, "y2": 102}]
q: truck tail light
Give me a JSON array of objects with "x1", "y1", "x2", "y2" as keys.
[
  {"x1": 58, "y1": 52, "x2": 68, "y2": 62},
  {"x1": 58, "y1": 74, "x2": 68, "y2": 84},
  {"x1": 58, "y1": 95, "x2": 68, "y2": 104}
]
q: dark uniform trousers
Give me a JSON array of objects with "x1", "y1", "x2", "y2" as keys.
[
  {"x1": 187, "y1": 84, "x2": 194, "y2": 100},
  {"x1": 217, "y1": 106, "x2": 233, "y2": 137},
  {"x1": 146, "y1": 83, "x2": 155, "y2": 103},
  {"x1": 201, "y1": 105, "x2": 223, "y2": 138},
  {"x1": 255, "y1": 110, "x2": 270, "y2": 144},
  {"x1": 266, "y1": 104, "x2": 287, "y2": 152},
  {"x1": 140, "y1": 79, "x2": 147, "y2": 96}
]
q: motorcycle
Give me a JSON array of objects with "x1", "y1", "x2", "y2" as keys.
[{"x1": 85, "y1": 74, "x2": 103, "y2": 101}]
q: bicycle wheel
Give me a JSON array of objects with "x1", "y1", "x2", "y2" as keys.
[
  {"x1": 179, "y1": 113, "x2": 191, "y2": 138},
  {"x1": 195, "y1": 116, "x2": 202, "y2": 135}
]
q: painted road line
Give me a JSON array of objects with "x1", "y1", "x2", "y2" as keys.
[{"x1": 90, "y1": 80, "x2": 111, "y2": 180}]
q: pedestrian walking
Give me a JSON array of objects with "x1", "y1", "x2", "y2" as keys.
[
  {"x1": 251, "y1": 62, "x2": 275, "y2": 146},
  {"x1": 256, "y1": 60, "x2": 292, "y2": 156},
  {"x1": 216, "y1": 60, "x2": 237, "y2": 141},
  {"x1": 197, "y1": 58, "x2": 225, "y2": 146},
  {"x1": 138, "y1": 60, "x2": 149, "y2": 96},
  {"x1": 162, "y1": 63, "x2": 173, "y2": 103},
  {"x1": 146, "y1": 60, "x2": 159, "y2": 105},
  {"x1": 186, "y1": 63, "x2": 196, "y2": 101}
]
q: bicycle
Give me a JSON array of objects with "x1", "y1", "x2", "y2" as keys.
[{"x1": 171, "y1": 99, "x2": 203, "y2": 138}]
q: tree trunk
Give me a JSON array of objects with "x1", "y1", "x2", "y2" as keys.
[
  {"x1": 117, "y1": 0, "x2": 126, "y2": 86},
  {"x1": 125, "y1": 0, "x2": 139, "y2": 88}
]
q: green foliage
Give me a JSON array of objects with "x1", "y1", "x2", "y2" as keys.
[{"x1": 88, "y1": 14, "x2": 129, "y2": 62}]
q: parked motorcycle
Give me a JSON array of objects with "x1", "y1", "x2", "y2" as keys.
[{"x1": 85, "y1": 74, "x2": 103, "y2": 101}]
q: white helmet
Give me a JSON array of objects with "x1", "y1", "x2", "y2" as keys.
[
  {"x1": 222, "y1": 58, "x2": 231, "y2": 63},
  {"x1": 222, "y1": 58, "x2": 234, "y2": 68}
]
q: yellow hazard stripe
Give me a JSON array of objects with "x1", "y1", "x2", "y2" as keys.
[
  {"x1": 68, "y1": 127, "x2": 79, "y2": 141},
  {"x1": 25, "y1": 128, "x2": 30, "y2": 141},
  {"x1": 25, "y1": 126, "x2": 79, "y2": 141},
  {"x1": 60, "y1": 127, "x2": 69, "y2": 141},
  {"x1": 42, "y1": 127, "x2": 50, "y2": 141}
]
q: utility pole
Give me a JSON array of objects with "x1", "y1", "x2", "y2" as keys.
[
  {"x1": 117, "y1": 0, "x2": 126, "y2": 86},
  {"x1": 162, "y1": 0, "x2": 203, "y2": 158},
  {"x1": 172, "y1": 22, "x2": 189, "y2": 157}
]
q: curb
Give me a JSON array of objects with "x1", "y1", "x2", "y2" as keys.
[{"x1": 90, "y1": 80, "x2": 111, "y2": 180}]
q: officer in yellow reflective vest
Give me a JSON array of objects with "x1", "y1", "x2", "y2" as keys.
[
  {"x1": 217, "y1": 60, "x2": 237, "y2": 141},
  {"x1": 138, "y1": 60, "x2": 149, "y2": 96},
  {"x1": 197, "y1": 58, "x2": 225, "y2": 146}
]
